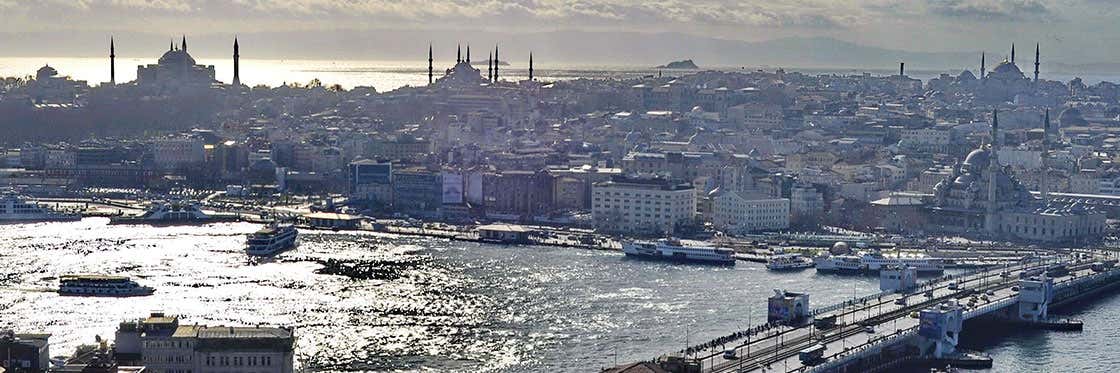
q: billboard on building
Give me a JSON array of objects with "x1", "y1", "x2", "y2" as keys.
[
  {"x1": 768, "y1": 297, "x2": 794, "y2": 322},
  {"x1": 918, "y1": 311, "x2": 943, "y2": 339},
  {"x1": 442, "y1": 172, "x2": 464, "y2": 204}
]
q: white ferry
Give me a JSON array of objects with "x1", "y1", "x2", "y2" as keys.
[
  {"x1": 0, "y1": 189, "x2": 81, "y2": 223},
  {"x1": 109, "y1": 199, "x2": 233, "y2": 225},
  {"x1": 766, "y1": 253, "x2": 814, "y2": 271},
  {"x1": 58, "y1": 274, "x2": 155, "y2": 297},
  {"x1": 246, "y1": 224, "x2": 299, "y2": 256},
  {"x1": 622, "y1": 238, "x2": 736, "y2": 265},
  {"x1": 814, "y1": 251, "x2": 944, "y2": 275}
]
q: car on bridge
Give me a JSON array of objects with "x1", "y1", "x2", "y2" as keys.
[{"x1": 722, "y1": 348, "x2": 738, "y2": 360}]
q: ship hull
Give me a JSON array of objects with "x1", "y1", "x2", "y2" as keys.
[{"x1": 623, "y1": 251, "x2": 736, "y2": 266}]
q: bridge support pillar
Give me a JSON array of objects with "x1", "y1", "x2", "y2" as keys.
[
  {"x1": 1017, "y1": 275, "x2": 1054, "y2": 321},
  {"x1": 915, "y1": 301, "x2": 964, "y2": 358}
]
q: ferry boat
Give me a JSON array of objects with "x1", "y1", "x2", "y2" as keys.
[
  {"x1": 766, "y1": 253, "x2": 814, "y2": 271},
  {"x1": 246, "y1": 224, "x2": 299, "y2": 256},
  {"x1": 58, "y1": 274, "x2": 155, "y2": 297},
  {"x1": 109, "y1": 199, "x2": 234, "y2": 225},
  {"x1": 622, "y1": 238, "x2": 736, "y2": 265},
  {"x1": 0, "y1": 189, "x2": 81, "y2": 223},
  {"x1": 814, "y1": 250, "x2": 944, "y2": 275}
]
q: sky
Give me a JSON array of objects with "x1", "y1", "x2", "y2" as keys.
[{"x1": 1, "y1": 0, "x2": 1118, "y2": 66}]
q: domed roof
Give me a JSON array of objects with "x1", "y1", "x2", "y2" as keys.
[
  {"x1": 990, "y1": 60, "x2": 1023, "y2": 76},
  {"x1": 158, "y1": 49, "x2": 196, "y2": 66},
  {"x1": 830, "y1": 241, "x2": 851, "y2": 255},
  {"x1": 962, "y1": 147, "x2": 990, "y2": 169},
  {"x1": 957, "y1": 70, "x2": 977, "y2": 81},
  {"x1": 1058, "y1": 107, "x2": 1088, "y2": 127},
  {"x1": 36, "y1": 65, "x2": 58, "y2": 79}
]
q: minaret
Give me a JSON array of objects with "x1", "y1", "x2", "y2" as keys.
[
  {"x1": 487, "y1": 51, "x2": 493, "y2": 82},
  {"x1": 1034, "y1": 43, "x2": 1040, "y2": 82},
  {"x1": 1041, "y1": 109, "x2": 1050, "y2": 202},
  {"x1": 428, "y1": 43, "x2": 434, "y2": 85},
  {"x1": 986, "y1": 110, "x2": 1000, "y2": 234},
  {"x1": 1011, "y1": 43, "x2": 1015, "y2": 64},
  {"x1": 232, "y1": 38, "x2": 241, "y2": 86},
  {"x1": 529, "y1": 52, "x2": 534, "y2": 81},
  {"x1": 493, "y1": 45, "x2": 499, "y2": 81},
  {"x1": 457, "y1": 44, "x2": 461, "y2": 64},
  {"x1": 182, "y1": 35, "x2": 187, "y2": 52},
  {"x1": 109, "y1": 37, "x2": 116, "y2": 85},
  {"x1": 980, "y1": 52, "x2": 986, "y2": 79},
  {"x1": 466, "y1": 45, "x2": 471, "y2": 63},
  {"x1": 899, "y1": 62, "x2": 905, "y2": 77}
]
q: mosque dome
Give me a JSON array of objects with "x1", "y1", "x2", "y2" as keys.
[
  {"x1": 962, "y1": 147, "x2": 991, "y2": 170},
  {"x1": 158, "y1": 49, "x2": 197, "y2": 66},
  {"x1": 992, "y1": 61, "x2": 1021, "y2": 74},
  {"x1": 957, "y1": 70, "x2": 977, "y2": 81},
  {"x1": 1058, "y1": 107, "x2": 1088, "y2": 127},
  {"x1": 35, "y1": 65, "x2": 58, "y2": 80}
]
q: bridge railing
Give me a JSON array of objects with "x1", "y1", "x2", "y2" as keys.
[
  {"x1": 808, "y1": 262, "x2": 1027, "y2": 318},
  {"x1": 794, "y1": 326, "x2": 919, "y2": 373}
]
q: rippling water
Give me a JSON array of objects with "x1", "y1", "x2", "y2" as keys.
[{"x1": 1, "y1": 220, "x2": 1117, "y2": 372}]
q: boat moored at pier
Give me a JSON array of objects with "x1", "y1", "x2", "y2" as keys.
[
  {"x1": 109, "y1": 199, "x2": 235, "y2": 225},
  {"x1": 622, "y1": 238, "x2": 736, "y2": 265},
  {"x1": 0, "y1": 189, "x2": 81, "y2": 223},
  {"x1": 814, "y1": 250, "x2": 944, "y2": 274},
  {"x1": 766, "y1": 253, "x2": 814, "y2": 271}
]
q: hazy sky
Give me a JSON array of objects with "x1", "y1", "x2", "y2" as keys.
[{"x1": 1, "y1": 1, "x2": 1118, "y2": 64}]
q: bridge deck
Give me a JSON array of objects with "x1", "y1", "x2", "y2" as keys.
[{"x1": 680, "y1": 257, "x2": 1117, "y2": 373}]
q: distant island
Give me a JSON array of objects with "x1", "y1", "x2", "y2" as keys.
[{"x1": 656, "y1": 59, "x2": 699, "y2": 69}]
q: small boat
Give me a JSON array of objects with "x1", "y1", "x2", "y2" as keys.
[
  {"x1": 622, "y1": 238, "x2": 736, "y2": 265},
  {"x1": 246, "y1": 223, "x2": 298, "y2": 256},
  {"x1": 58, "y1": 274, "x2": 155, "y2": 297},
  {"x1": 766, "y1": 253, "x2": 814, "y2": 271}
]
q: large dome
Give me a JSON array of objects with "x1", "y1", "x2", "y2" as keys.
[
  {"x1": 962, "y1": 147, "x2": 991, "y2": 169},
  {"x1": 990, "y1": 60, "x2": 1023, "y2": 77},
  {"x1": 35, "y1": 65, "x2": 58, "y2": 80},
  {"x1": 158, "y1": 49, "x2": 197, "y2": 66}
]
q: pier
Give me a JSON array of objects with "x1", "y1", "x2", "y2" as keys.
[{"x1": 641, "y1": 253, "x2": 1120, "y2": 373}]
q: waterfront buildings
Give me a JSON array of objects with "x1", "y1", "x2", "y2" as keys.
[
  {"x1": 592, "y1": 175, "x2": 696, "y2": 235},
  {"x1": 115, "y1": 313, "x2": 294, "y2": 373},
  {"x1": 710, "y1": 188, "x2": 790, "y2": 235}
]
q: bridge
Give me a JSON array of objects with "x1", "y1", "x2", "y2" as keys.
[{"x1": 643, "y1": 253, "x2": 1120, "y2": 373}]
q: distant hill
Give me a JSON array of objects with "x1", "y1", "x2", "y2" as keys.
[
  {"x1": 656, "y1": 59, "x2": 699, "y2": 69},
  {"x1": 0, "y1": 29, "x2": 985, "y2": 70}
]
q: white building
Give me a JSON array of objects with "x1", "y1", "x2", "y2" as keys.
[
  {"x1": 152, "y1": 138, "x2": 205, "y2": 169},
  {"x1": 592, "y1": 176, "x2": 695, "y2": 235},
  {"x1": 710, "y1": 189, "x2": 789, "y2": 235}
]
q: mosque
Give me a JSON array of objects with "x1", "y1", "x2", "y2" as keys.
[
  {"x1": 426, "y1": 43, "x2": 534, "y2": 88},
  {"x1": 135, "y1": 37, "x2": 218, "y2": 89},
  {"x1": 925, "y1": 43, "x2": 1043, "y2": 104},
  {"x1": 926, "y1": 110, "x2": 1106, "y2": 243}
]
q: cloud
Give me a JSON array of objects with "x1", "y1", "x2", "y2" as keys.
[{"x1": 926, "y1": 0, "x2": 1054, "y2": 21}]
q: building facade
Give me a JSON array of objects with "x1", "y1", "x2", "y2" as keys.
[{"x1": 591, "y1": 176, "x2": 695, "y2": 235}]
